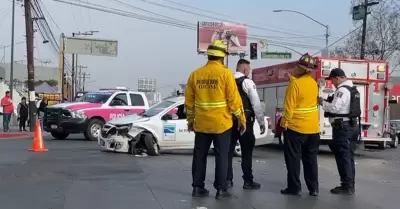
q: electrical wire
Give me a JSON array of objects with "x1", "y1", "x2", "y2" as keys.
[
  {"x1": 31, "y1": 0, "x2": 73, "y2": 71},
  {"x1": 132, "y1": 0, "x2": 328, "y2": 41},
  {"x1": 312, "y1": 26, "x2": 362, "y2": 56},
  {"x1": 54, "y1": 0, "x2": 324, "y2": 50},
  {"x1": 0, "y1": 10, "x2": 11, "y2": 31}
]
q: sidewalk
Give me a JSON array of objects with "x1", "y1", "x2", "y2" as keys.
[{"x1": 0, "y1": 125, "x2": 48, "y2": 139}]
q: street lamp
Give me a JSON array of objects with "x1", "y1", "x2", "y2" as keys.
[{"x1": 273, "y1": 9, "x2": 329, "y2": 53}]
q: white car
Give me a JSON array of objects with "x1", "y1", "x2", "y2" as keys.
[{"x1": 98, "y1": 96, "x2": 275, "y2": 156}]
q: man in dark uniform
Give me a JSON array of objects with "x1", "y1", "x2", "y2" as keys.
[
  {"x1": 227, "y1": 59, "x2": 265, "y2": 189},
  {"x1": 318, "y1": 68, "x2": 360, "y2": 195}
]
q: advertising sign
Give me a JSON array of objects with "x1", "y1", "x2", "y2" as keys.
[
  {"x1": 197, "y1": 21, "x2": 247, "y2": 54},
  {"x1": 64, "y1": 37, "x2": 118, "y2": 57},
  {"x1": 252, "y1": 62, "x2": 317, "y2": 85}
]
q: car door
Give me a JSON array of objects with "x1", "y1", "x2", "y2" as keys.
[
  {"x1": 128, "y1": 93, "x2": 146, "y2": 114},
  {"x1": 160, "y1": 104, "x2": 194, "y2": 148},
  {"x1": 107, "y1": 93, "x2": 130, "y2": 120}
]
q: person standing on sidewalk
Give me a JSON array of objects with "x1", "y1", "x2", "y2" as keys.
[
  {"x1": 185, "y1": 40, "x2": 246, "y2": 199},
  {"x1": 1, "y1": 91, "x2": 14, "y2": 132},
  {"x1": 17, "y1": 97, "x2": 29, "y2": 132},
  {"x1": 227, "y1": 59, "x2": 265, "y2": 190},
  {"x1": 37, "y1": 97, "x2": 48, "y2": 129},
  {"x1": 280, "y1": 54, "x2": 320, "y2": 197}
]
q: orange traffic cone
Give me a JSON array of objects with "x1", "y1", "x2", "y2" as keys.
[{"x1": 28, "y1": 120, "x2": 48, "y2": 152}]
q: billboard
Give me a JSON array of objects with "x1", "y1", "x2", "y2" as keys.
[
  {"x1": 64, "y1": 37, "x2": 118, "y2": 57},
  {"x1": 138, "y1": 78, "x2": 156, "y2": 92},
  {"x1": 252, "y1": 62, "x2": 317, "y2": 85},
  {"x1": 197, "y1": 21, "x2": 247, "y2": 54}
]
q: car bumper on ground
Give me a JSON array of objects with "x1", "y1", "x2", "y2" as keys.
[
  {"x1": 44, "y1": 118, "x2": 87, "y2": 133},
  {"x1": 98, "y1": 134, "x2": 130, "y2": 153}
]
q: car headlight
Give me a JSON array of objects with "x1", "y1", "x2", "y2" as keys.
[{"x1": 71, "y1": 110, "x2": 87, "y2": 119}]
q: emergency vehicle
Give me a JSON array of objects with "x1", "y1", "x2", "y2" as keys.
[
  {"x1": 252, "y1": 57, "x2": 395, "y2": 149},
  {"x1": 44, "y1": 87, "x2": 150, "y2": 141}
]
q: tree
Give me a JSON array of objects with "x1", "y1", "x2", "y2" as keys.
[{"x1": 332, "y1": 0, "x2": 400, "y2": 74}]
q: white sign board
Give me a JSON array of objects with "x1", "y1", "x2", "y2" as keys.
[{"x1": 64, "y1": 37, "x2": 118, "y2": 57}]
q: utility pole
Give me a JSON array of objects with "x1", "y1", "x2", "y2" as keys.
[
  {"x1": 355, "y1": 0, "x2": 379, "y2": 59},
  {"x1": 77, "y1": 65, "x2": 87, "y2": 92},
  {"x1": 71, "y1": 30, "x2": 99, "y2": 97},
  {"x1": 24, "y1": 0, "x2": 36, "y2": 131},
  {"x1": 81, "y1": 72, "x2": 90, "y2": 91},
  {"x1": 9, "y1": 0, "x2": 16, "y2": 99}
]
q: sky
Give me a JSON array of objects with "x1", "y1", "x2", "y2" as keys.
[{"x1": 0, "y1": 0, "x2": 356, "y2": 96}]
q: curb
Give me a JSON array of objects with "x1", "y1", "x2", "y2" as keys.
[{"x1": 0, "y1": 133, "x2": 50, "y2": 140}]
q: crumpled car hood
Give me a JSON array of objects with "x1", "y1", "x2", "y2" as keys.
[{"x1": 108, "y1": 114, "x2": 151, "y2": 125}]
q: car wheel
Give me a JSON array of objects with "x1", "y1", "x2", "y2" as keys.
[
  {"x1": 85, "y1": 119, "x2": 105, "y2": 141},
  {"x1": 233, "y1": 142, "x2": 242, "y2": 157},
  {"x1": 143, "y1": 133, "x2": 160, "y2": 156},
  {"x1": 390, "y1": 135, "x2": 399, "y2": 148},
  {"x1": 51, "y1": 132, "x2": 69, "y2": 140},
  {"x1": 378, "y1": 140, "x2": 387, "y2": 150}
]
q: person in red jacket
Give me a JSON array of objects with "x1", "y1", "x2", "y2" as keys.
[{"x1": 1, "y1": 91, "x2": 14, "y2": 132}]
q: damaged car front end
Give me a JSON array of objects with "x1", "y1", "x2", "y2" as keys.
[
  {"x1": 98, "y1": 123, "x2": 144, "y2": 153},
  {"x1": 98, "y1": 122, "x2": 160, "y2": 155}
]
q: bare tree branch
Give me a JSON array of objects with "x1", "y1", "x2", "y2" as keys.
[{"x1": 333, "y1": 0, "x2": 400, "y2": 70}]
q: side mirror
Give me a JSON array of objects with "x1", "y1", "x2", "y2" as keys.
[
  {"x1": 161, "y1": 114, "x2": 173, "y2": 120},
  {"x1": 110, "y1": 100, "x2": 123, "y2": 106}
]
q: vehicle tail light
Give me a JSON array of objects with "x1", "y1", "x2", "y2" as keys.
[
  {"x1": 325, "y1": 80, "x2": 333, "y2": 89},
  {"x1": 266, "y1": 118, "x2": 272, "y2": 129},
  {"x1": 373, "y1": 104, "x2": 379, "y2": 111}
]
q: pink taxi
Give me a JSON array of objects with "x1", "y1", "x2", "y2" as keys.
[{"x1": 44, "y1": 88, "x2": 149, "y2": 141}]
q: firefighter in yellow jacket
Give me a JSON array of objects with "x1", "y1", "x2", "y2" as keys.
[
  {"x1": 185, "y1": 40, "x2": 246, "y2": 200},
  {"x1": 280, "y1": 53, "x2": 320, "y2": 197}
]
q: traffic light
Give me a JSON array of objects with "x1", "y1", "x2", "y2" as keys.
[{"x1": 250, "y1": 43, "x2": 257, "y2": 60}]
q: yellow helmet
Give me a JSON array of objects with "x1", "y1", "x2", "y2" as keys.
[{"x1": 206, "y1": 40, "x2": 229, "y2": 58}]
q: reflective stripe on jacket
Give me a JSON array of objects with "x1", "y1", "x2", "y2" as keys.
[
  {"x1": 185, "y1": 60, "x2": 246, "y2": 134},
  {"x1": 280, "y1": 74, "x2": 320, "y2": 134}
]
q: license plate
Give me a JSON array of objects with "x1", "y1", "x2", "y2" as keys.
[{"x1": 51, "y1": 125, "x2": 58, "y2": 129}]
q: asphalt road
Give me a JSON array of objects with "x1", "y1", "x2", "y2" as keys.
[{"x1": 0, "y1": 134, "x2": 399, "y2": 209}]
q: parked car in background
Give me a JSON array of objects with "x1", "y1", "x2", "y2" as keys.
[
  {"x1": 389, "y1": 120, "x2": 400, "y2": 148},
  {"x1": 44, "y1": 87, "x2": 149, "y2": 141}
]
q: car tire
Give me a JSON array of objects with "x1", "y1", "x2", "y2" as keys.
[
  {"x1": 51, "y1": 132, "x2": 69, "y2": 140},
  {"x1": 390, "y1": 135, "x2": 399, "y2": 148},
  {"x1": 143, "y1": 133, "x2": 160, "y2": 156},
  {"x1": 378, "y1": 140, "x2": 387, "y2": 150},
  {"x1": 85, "y1": 118, "x2": 105, "y2": 141}
]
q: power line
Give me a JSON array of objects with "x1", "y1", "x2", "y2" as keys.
[
  {"x1": 54, "y1": 0, "x2": 323, "y2": 49},
  {"x1": 312, "y1": 26, "x2": 362, "y2": 56},
  {"x1": 133, "y1": 0, "x2": 327, "y2": 40}
]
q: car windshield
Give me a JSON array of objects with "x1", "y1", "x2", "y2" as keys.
[
  {"x1": 78, "y1": 91, "x2": 113, "y2": 103},
  {"x1": 139, "y1": 100, "x2": 175, "y2": 117}
]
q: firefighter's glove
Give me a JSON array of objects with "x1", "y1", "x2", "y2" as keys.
[{"x1": 260, "y1": 125, "x2": 266, "y2": 135}]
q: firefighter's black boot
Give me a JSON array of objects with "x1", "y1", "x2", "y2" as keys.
[
  {"x1": 215, "y1": 189, "x2": 232, "y2": 200},
  {"x1": 192, "y1": 187, "x2": 209, "y2": 197},
  {"x1": 243, "y1": 181, "x2": 261, "y2": 189}
]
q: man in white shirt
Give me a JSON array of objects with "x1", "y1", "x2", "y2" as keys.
[
  {"x1": 227, "y1": 59, "x2": 265, "y2": 189},
  {"x1": 318, "y1": 68, "x2": 359, "y2": 195}
]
